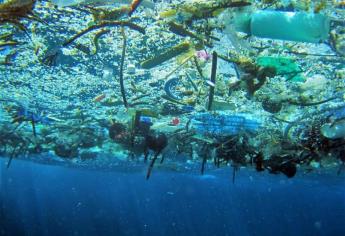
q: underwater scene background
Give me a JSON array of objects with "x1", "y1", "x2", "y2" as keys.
[
  {"x1": 0, "y1": 158, "x2": 345, "y2": 236},
  {"x1": 0, "y1": 0, "x2": 344, "y2": 235}
]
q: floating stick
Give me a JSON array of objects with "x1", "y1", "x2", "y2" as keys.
[
  {"x1": 128, "y1": 0, "x2": 144, "y2": 16},
  {"x1": 63, "y1": 21, "x2": 145, "y2": 47},
  {"x1": 141, "y1": 42, "x2": 190, "y2": 69},
  {"x1": 207, "y1": 51, "x2": 217, "y2": 111},
  {"x1": 119, "y1": 27, "x2": 128, "y2": 108},
  {"x1": 31, "y1": 115, "x2": 37, "y2": 137}
]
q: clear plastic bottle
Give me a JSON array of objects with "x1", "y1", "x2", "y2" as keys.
[{"x1": 234, "y1": 10, "x2": 330, "y2": 43}]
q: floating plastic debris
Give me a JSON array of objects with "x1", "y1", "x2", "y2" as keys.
[
  {"x1": 139, "y1": 115, "x2": 153, "y2": 126},
  {"x1": 191, "y1": 113, "x2": 261, "y2": 136},
  {"x1": 14, "y1": 107, "x2": 53, "y2": 125},
  {"x1": 256, "y1": 56, "x2": 304, "y2": 82},
  {"x1": 170, "y1": 117, "x2": 180, "y2": 126},
  {"x1": 195, "y1": 50, "x2": 211, "y2": 61},
  {"x1": 234, "y1": 10, "x2": 330, "y2": 43}
]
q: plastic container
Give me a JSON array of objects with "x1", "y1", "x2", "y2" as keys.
[{"x1": 235, "y1": 10, "x2": 330, "y2": 43}]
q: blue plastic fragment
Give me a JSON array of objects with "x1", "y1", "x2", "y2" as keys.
[
  {"x1": 16, "y1": 107, "x2": 52, "y2": 125},
  {"x1": 0, "y1": 46, "x2": 11, "y2": 56},
  {"x1": 191, "y1": 113, "x2": 261, "y2": 136},
  {"x1": 139, "y1": 116, "x2": 153, "y2": 126},
  {"x1": 181, "y1": 105, "x2": 194, "y2": 112}
]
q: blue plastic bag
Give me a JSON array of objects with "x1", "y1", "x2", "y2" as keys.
[{"x1": 191, "y1": 113, "x2": 261, "y2": 136}]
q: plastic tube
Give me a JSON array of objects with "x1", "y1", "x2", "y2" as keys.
[{"x1": 235, "y1": 10, "x2": 330, "y2": 43}]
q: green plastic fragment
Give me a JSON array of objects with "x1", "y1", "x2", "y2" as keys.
[{"x1": 257, "y1": 56, "x2": 305, "y2": 82}]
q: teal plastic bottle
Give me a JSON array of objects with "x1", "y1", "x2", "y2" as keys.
[{"x1": 235, "y1": 10, "x2": 330, "y2": 43}]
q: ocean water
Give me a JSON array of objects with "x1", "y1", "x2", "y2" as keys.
[
  {"x1": 1, "y1": 0, "x2": 345, "y2": 235},
  {"x1": 1, "y1": 158, "x2": 344, "y2": 236}
]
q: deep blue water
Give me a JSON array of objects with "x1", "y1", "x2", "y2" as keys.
[{"x1": 0, "y1": 158, "x2": 344, "y2": 236}]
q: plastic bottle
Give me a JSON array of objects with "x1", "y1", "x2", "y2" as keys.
[{"x1": 234, "y1": 10, "x2": 330, "y2": 43}]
